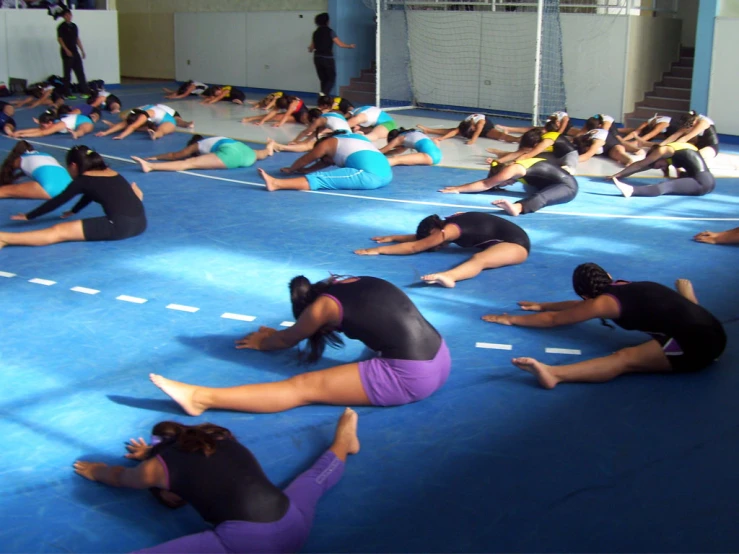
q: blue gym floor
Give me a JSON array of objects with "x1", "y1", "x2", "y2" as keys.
[{"x1": 1, "y1": 85, "x2": 738, "y2": 553}]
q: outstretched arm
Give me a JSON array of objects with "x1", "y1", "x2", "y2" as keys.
[
  {"x1": 355, "y1": 231, "x2": 445, "y2": 256},
  {"x1": 578, "y1": 140, "x2": 604, "y2": 163},
  {"x1": 115, "y1": 114, "x2": 148, "y2": 140},
  {"x1": 694, "y1": 227, "x2": 739, "y2": 245},
  {"x1": 292, "y1": 119, "x2": 322, "y2": 143},
  {"x1": 148, "y1": 143, "x2": 199, "y2": 161},
  {"x1": 12, "y1": 122, "x2": 66, "y2": 138},
  {"x1": 273, "y1": 100, "x2": 301, "y2": 127},
  {"x1": 379, "y1": 136, "x2": 404, "y2": 154},
  {"x1": 466, "y1": 120, "x2": 485, "y2": 145},
  {"x1": 333, "y1": 36, "x2": 355, "y2": 49},
  {"x1": 482, "y1": 295, "x2": 619, "y2": 327},
  {"x1": 74, "y1": 456, "x2": 166, "y2": 489},
  {"x1": 518, "y1": 139, "x2": 554, "y2": 161},
  {"x1": 676, "y1": 119, "x2": 712, "y2": 144},
  {"x1": 612, "y1": 146, "x2": 666, "y2": 179},
  {"x1": 27, "y1": 89, "x2": 54, "y2": 109},
  {"x1": 439, "y1": 164, "x2": 524, "y2": 194},
  {"x1": 96, "y1": 120, "x2": 128, "y2": 137}
]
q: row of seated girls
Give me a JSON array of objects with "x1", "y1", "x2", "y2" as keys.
[{"x1": 0, "y1": 82, "x2": 735, "y2": 553}]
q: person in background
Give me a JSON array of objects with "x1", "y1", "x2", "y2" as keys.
[
  {"x1": 57, "y1": 7, "x2": 89, "y2": 99},
  {"x1": 310, "y1": 12, "x2": 355, "y2": 97}
]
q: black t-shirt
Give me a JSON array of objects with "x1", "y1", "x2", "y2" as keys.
[
  {"x1": 57, "y1": 21, "x2": 79, "y2": 53},
  {"x1": 153, "y1": 439, "x2": 289, "y2": 525},
  {"x1": 26, "y1": 174, "x2": 145, "y2": 221},
  {"x1": 312, "y1": 26, "x2": 336, "y2": 57}
]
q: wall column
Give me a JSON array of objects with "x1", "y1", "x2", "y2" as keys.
[
  {"x1": 690, "y1": 0, "x2": 719, "y2": 113},
  {"x1": 328, "y1": 0, "x2": 375, "y2": 97}
]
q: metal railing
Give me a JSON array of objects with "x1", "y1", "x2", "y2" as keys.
[{"x1": 383, "y1": 0, "x2": 679, "y2": 15}]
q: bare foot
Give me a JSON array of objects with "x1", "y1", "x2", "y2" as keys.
[
  {"x1": 492, "y1": 199, "x2": 522, "y2": 216},
  {"x1": 612, "y1": 177, "x2": 633, "y2": 198},
  {"x1": 330, "y1": 408, "x2": 360, "y2": 461},
  {"x1": 266, "y1": 138, "x2": 279, "y2": 154},
  {"x1": 258, "y1": 167, "x2": 277, "y2": 191},
  {"x1": 149, "y1": 373, "x2": 206, "y2": 416},
  {"x1": 675, "y1": 278, "x2": 698, "y2": 304},
  {"x1": 186, "y1": 121, "x2": 195, "y2": 129},
  {"x1": 131, "y1": 156, "x2": 152, "y2": 173},
  {"x1": 421, "y1": 273, "x2": 456, "y2": 288},
  {"x1": 511, "y1": 357, "x2": 559, "y2": 389},
  {"x1": 148, "y1": 129, "x2": 158, "y2": 141},
  {"x1": 0, "y1": 238, "x2": 7, "y2": 250}
]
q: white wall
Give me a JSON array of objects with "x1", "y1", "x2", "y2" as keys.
[
  {"x1": 675, "y1": 0, "x2": 698, "y2": 47},
  {"x1": 174, "y1": 10, "x2": 320, "y2": 91},
  {"x1": 0, "y1": 9, "x2": 119, "y2": 86},
  {"x1": 622, "y1": 15, "x2": 681, "y2": 114},
  {"x1": 708, "y1": 18, "x2": 739, "y2": 135},
  {"x1": 719, "y1": 0, "x2": 739, "y2": 17},
  {"x1": 0, "y1": 11, "x2": 9, "y2": 85}
]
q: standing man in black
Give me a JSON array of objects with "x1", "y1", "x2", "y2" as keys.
[
  {"x1": 57, "y1": 8, "x2": 89, "y2": 98},
  {"x1": 309, "y1": 12, "x2": 355, "y2": 98}
]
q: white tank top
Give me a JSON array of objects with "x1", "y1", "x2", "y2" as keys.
[
  {"x1": 20, "y1": 151, "x2": 63, "y2": 176},
  {"x1": 60, "y1": 114, "x2": 78, "y2": 131},
  {"x1": 197, "y1": 136, "x2": 232, "y2": 154},
  {"x1": 333, "y1": 135, "x2": 379, "y2": 167},
  {"x1": 355, "y1": 106, "x2": 381, "y2": 126},
  {"x1": 323, "y1": 113, "x2": 351, "y2": 132},
  {"x1": 401, "y1": 130, "x2": 429, "y2": 148}
]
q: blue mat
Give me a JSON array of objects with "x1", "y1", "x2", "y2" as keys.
[{"x1": 1, "y1": 87, "x2": 738, "y2": 553}]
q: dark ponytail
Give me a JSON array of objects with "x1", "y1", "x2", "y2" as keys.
[
  {"x1": 66, "y1": 145, "x2": 107, "y2": 174},
  {"x1": 150, "y1": 421, "x2": 234, "y2": 457},
  {"x1": 186, "y1": 134, "x2": 204, "y2": 146},
  {"x1": 0, "y1": 140, "x2": 33, "y2": 185},
  {"x1": 307, "y1": 108, "x2": 323, "y2": 123},
  {"x1": 573, "y1": 134, "x2": 592, "y2": 154},
  {"x1": 289, "y1": 276, "x2": 344, "y2": 363},
  {"x1": 458, "y1": 120, "x2": 473, "y2": 138},
  {"x1": 572, "y1": 263, "x2": 615, "y2": 329},
  {"x1": 38, "y1": 110, "x2": 56, "y2": 125},
  {"x1": 487, "y1": 160, "x2": 509, "y2": 179},
  {"x1": 584, "y1": 115, "x2": 604, "y2": 131},
  {"x1": 519, "y1": 128, "x2": 544, "y2": 149}
]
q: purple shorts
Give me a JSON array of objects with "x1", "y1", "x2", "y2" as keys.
[{"x1": 358, "y1": 340, "x2": 451, "y2": 406}]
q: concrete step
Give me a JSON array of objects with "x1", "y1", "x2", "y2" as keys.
[
  {"x1": 339, "y1": 88, "x2": 375, "y2": 105},
  {"x1": 669, "y1": 65, "x2": 693, "y2": 79},
  {"x1": 639, "y1": 94, "x2": 690, "y2": 111},
  {"x1": 629, "y1": 106, "x2": 688, "y2": 120},
  {"x1": 674, "y1": 56, "x2": 694, "y2": 68},
  {"x1": 349, "y1": 78, "x2": 375, "y2": 92},
  {"x1": 660, "y1": 75, "x2": 692, "y2": 88},
  {"x1": 680, "y1": 46, "x2": 695, "y2": 57},
  {"x1": 360, "y1": 69, "x2": 376, "y2": 81},
  {"x1": 653, "y1": 85, "x2": 691, "y2": 99}
]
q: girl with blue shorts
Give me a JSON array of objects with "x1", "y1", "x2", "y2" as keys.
[
  {"x1": 11, "y1": 109, "x2": 99, "y2": 140},
  {"x1": 346, "y1": 105, "x2": 397, "y2": 140},
  {"x1": 258, "y1": 132, "x2": 392, "y2": 192},
  {"x1": 0, "y1": 141, "x2": 71, "y2": 199},
  {"x1": 131, "y1": 134, "x2": 274, "y2": 173},
  {"x1": 381, "y1": 127, "x2": 443, "y2": 166},
  {"x1": 149, "y1": 275, "x2": 451, "y2": 415},
  {"x1": 73, "y1": 410, "x2": 360, "y2": 554},
  {"x1": 96, "y1": 104, "x2": 177, "y2": 140}
]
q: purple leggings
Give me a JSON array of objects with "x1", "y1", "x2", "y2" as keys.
[{"x1": 132, "y1": 451, "x2": 344, "y2": 554}]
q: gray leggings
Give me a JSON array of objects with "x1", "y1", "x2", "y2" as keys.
[
  {"x1": 630, "y1": 172, "x2": 715, "y2": 197},
  {"x1": 520, "y1": 176, "x2": 579, "y2": 214}
]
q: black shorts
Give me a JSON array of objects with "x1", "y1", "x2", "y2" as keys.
[
  {"x1": 229, "y1": 89, "x2": 245, "y2": 103},
  {"x1": 656, "y1": 324, "x2": 727, "y2": 372},
  {"x1": 696, "y1": 126, "x2": 719, "y2": 154},
  {"x1": 82, "y1": 215, "x2": 147, "y2": 242}
]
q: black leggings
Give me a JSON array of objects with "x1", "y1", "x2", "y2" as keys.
[
  {"x1": 631, "y1": 172, "x2": 715, "y2": 198},
  {"x1": 82, "y1": 215, "x2": 147, "y2": 241},
  {"x1": 519, "y1": 176, "x2": 578, "y2": 214},
  {"x1": 61, "y1": 52, "x2": 88, "y2": 96},
  {"x1": 314, "y1": 56, "x2": 336, "y2": 96}
]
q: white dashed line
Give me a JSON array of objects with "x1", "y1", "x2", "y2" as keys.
[
  {"x1": 166, "y1": 304, "x2": 200, "y2": 313},
  {"x1": 0, "y1": 271, "x2": 16, "y2": 278},
  {"x1": 280, "y1": 321, "x2": 295, "y2": 327},
  {"x1": 545, "y1": 348, "x2": 582, "y2": 355},
  {"x1": 475, "y1": 342, "x2": 513, "y2": 350},
  {"x1": 70, "y1": 286, "x2": 100, "y2": 295},
  {"x1": 221, "y1": 312, "x2": 256, "y2": 322},
  {"x1": 28, "y1": 278, "x2": 56, "y2": 286},
  {"x1": 116, "y1": 295, "x2": 148, "y2": 304}
]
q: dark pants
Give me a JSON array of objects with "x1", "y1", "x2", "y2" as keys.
[
  {"x1": 61, "y1": 51, "x2": 88, "y2": 96},
  {"x1": 314, "y1": 56, "x2": 336, "y2": 96}
]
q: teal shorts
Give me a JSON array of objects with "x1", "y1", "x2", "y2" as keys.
[
  {"x1": 415, "y1": 138, "x2": 442, "y2": 165},
  {"x1": 306, "y1": 168, "x2": 391, "y2": 191},
  {"x1": 32, "y1": 166, "x2": 72, "y2": 197},
  {"x1": 214, "y1": 142, "x2": 257, "y2": 169}
]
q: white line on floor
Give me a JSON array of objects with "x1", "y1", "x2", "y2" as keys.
[
  {"x1": 15, "y1": 139, "x2": 739, "y2": 222},
  {"x1": 28, "y1": 278, "x2": 56, "y2": 286},
  {"x1": 0, "y1": 271, "x2": 16, "y2": 278},
  {"x1": 280, "y1": 321, "x2": 295, "y2": 327},
  {"x1": 166, "y1": 303, "x2": 200, "y2": 313},
  {"x1": 70, "y1": 286, "x2": 100, "y2": 295},
  {"x1": 545, "y1": 348, "x2": 582, "y2": 355},
  {"x1": 221, "y1": 312, "x2": 256, "y2": 322},
  {"x1": 475, "y1": 342, "x2": 513, "y2": 350},
  {"x1": 116, "y1": 295, "x2": 148, "y2": 304}
]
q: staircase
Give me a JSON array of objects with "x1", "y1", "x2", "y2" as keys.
[
  {"x1": 339, "y1": 63, "x2": 376, "y2": 106},
  {"x1": 624, "y1": 47, "x2": 694, "y2": 129}
]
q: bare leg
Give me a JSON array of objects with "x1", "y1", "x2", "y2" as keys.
[
  {"x1": 131, "y1": 182, "x2": 144, "y2": 201},
  {"x1": 255, "y1": 142, "x2": 275, "y2": 160},
  {"x1": 132, "y1": 154, "x2": 227, "y2": 172},
  {"x1": 675, "y1": 279, "x2": 698, "y2": 304},
  {"x1": 149, "y1": 122, "x2": 176, "y2": 140},
  {"x1": 174, "y1": 116, "x2": 194, "y2": 129},
  {"x1": 485, "y1": 129, "x2": 520, "y2": 143},
  {"x1": 417, "y1": 125, "x2": 456, "y2": 136},
  {"x1": 389, "y1": 153, "x2": 434, "y2": 167},
  {"x1": 268, "y1": 138, "x2": 314, "y2": 153},
  {"x1": 0, "y1": 220, "x2": 85, "y2": 249},
  {"x1": 422, "y1": 243, "x2": 528, "y2": 288},
  {"x1": 609, "y1": 146, "x2": 637, "y2": 166},
  {"x1": 363, "y1": 126, "x2": 390, "y2": 141},
  {"x1": 492, "y1": 199, "x2": 523, "y2": 216},
  {"x1": 513, "y1": 340, "x2": 672, "y2": 389},
  {"x1": 258, "y1": 168, "x2": 310, "y2": 192},
  {"x1": 0, "y1": 181, "x2": 51, "y2": 200},
  {"x1": 149, "y1": 362, "x2": 371, "y2": 415}
]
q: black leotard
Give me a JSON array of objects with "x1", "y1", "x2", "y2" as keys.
[
  {"x1": 152, "y1": 438, "x2": 289, "y2": 525},
  {"x1": 604, "y1": 281, "x2": 726, "y2": 371},
  {"x1": 695, "y1": 124, "x2": 719, "y2": 153},
  {"x1": 25, "y1": 174, "x2": 147, "y2": 241},
  {"x1": 322, "y1": 276, "x2": 442, "y2": 360},
  {"x1": 668, "y1": 145, "x2": 710, "y2": 177},
  {"x1": 481, "y1": 116, "x2": 497, "y2": 137},
  {"x1": 445, "y1": 212, "x2": 530, "y2": 252}
]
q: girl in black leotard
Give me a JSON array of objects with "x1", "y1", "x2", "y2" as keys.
[
  {"x1": 482, "y1": 263, "x2": 726, "y2": 389},
  {"x1": 0, "y1": 146, "x2": 145, "y2": 249},
  {"x1": 661, "y1": 111, "x2": 719, "y2": 159},
  {"x1": 611, "y1": 142, "x2": 715, "y2": 198},
  {"x1": 355, "y1": 212, "x2": 530, "y2": 288},
  {"x1": 440, "y1": 158, "x2": 578, "y2": 216},
  {"x1": 74, "y1": 410, "x2": 360, "y2": 554},
  {"x1": 149, "y1": 275, "x2": 451, "y2": 413}
]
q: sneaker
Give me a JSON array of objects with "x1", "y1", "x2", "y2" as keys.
[
  {"x1": 80, "y1": 94, "x2": 90, "y2": 99},
  {"x1": 66, "y1": 95, "x2": 78, "y2": 100}
]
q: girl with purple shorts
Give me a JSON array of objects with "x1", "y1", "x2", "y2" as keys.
[
  {"x1": 73, "y1": 409, "x2": 360, "y2": 553},
  {"x1": 149, "y1": 275, "x2": 451, "y2": 414}
]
